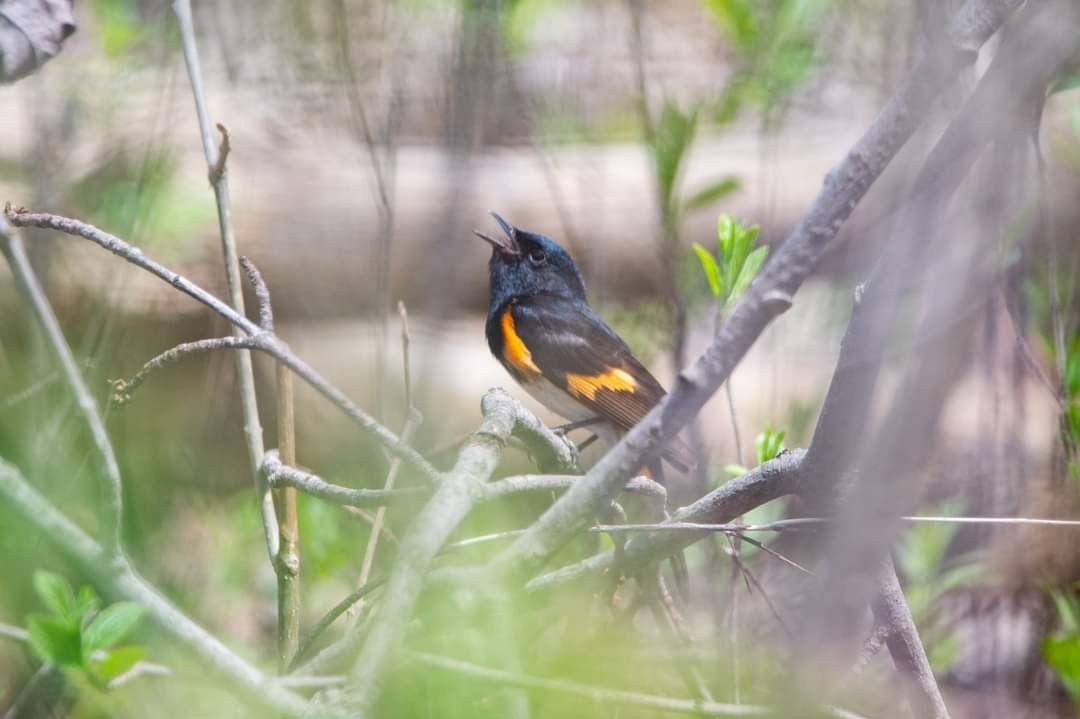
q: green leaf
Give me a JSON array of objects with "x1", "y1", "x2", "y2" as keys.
[
  {"x1": 1049, "y1": 73, "x2": 1080, "y2": 96},
  {"x1": 26, "y1": 614, "x2": 83, "y2": 666},
  {"x1": 1051, "y1": 589, "x2": 1080, "y2": 634},
  {"x1": 82, "y1": 603, "x2": 146, "y2": 658},
  {"x1": 1044, "y1": 635, "x2": 1080, "y2": 700},
  {"x1": 653, "y1": 101, "x2": 701, "y2": 212},
  {"x1": 693, "y1": 243, "x2": 723, "y2": 297},
  {"x1": 76, "y1": 586, "x2": 101, "y2": 618},
  {"x1": 716, "y1": 214, "x2": 736, "y2": 260},
  {"x1": 684, "y1": 177, "x2": 740, "y2": 213},
  {"x1": 755, "y1": 427, "x2": 785, "y2": 464},
  {"x1": 730, "y1": 245, "x2": 768, "y2": 303},
  {"x1": 33, "y1": 571, "x2": 76, "y2": 620},
  {"x1": 91, "y1": 645, "x2": 145, "y2": 683},
  {"x1": 723, "y1": 463, "x2": 749, "y2": 478},
  {"x1": 702, "y1": 0, "x2": 759, "y2": 50}
]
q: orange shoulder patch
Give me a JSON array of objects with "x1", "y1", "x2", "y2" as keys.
[
  {"x1": 565, "y1": 368, "x2": 637, "y2": 400},
  {"x1": 501, "y1": 307, "x2": 541, "y2": 377}
]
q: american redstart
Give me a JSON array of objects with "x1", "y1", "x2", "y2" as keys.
[{"x1": 476, "y1": 212, "x2": 695, "y2": 478}]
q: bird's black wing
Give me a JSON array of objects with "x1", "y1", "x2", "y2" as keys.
[{"x1": 509, "y1": 295, "x2": 696, "y2": 472}]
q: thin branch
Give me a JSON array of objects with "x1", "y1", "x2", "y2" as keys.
[
  {"x1": 358, "y1": 302, "x2": 422, "y2": 593},
  {"x1": 3, "y1": 207, "x2": 439, "y2": 483},
  {"x1": 492, "y1": 0, "x2": 1022, "y2": 577},
  {"x1": 172, "y1": 0, "x2": 276, "y2": 561},
  {"x1": 240, "y1": 255, "x2": 274, "y2": 331},
  {"x1": 109, "y1": 336, "x2": 260, "y2": 405},
  {"x1": 408, "y1": 651, "x2": 866, "y2": 719},
  {"x1": 263, "y1": 451, "x2": 424, "y2": 508},
  {"x1": 0, "y1": 457, "x2": 311, "y2": 717},
  {"x1": 275, "y1": 362, "x2": 301, "y2": 672},
  {"x1": 590, "y1": 516, "x2": 1080, "y2": 534},
  {"x1": 0, "y1": 622, "x2": 30, "y2": 642},
  {"x1": 525, "y1": 450, "x2": 807, "y2": 592},
  {"x1": 0, "y1": 216, "x2": 124, "y2": 555},
  {"x1": 291, "y1": 578, "x2": 386, "y2": 672},
  {"x1": 482, "y1": 474, "x2": 666, "y2": 503}
]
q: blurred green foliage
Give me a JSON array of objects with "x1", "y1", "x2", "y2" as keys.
[
  {"x1": 24, "y1": 571, "x2": 146, "y2": 690},
  {"x1": 702, "y1": 0, "x2": 827, "y2": 121},
  {"x1": 895, "y1": 503, "x2": 984, "y2": 673},
  {"x1": 1043, "y1": 586, "x2": 1080, "y2": 702}
]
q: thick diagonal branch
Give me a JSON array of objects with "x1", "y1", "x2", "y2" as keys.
[{"x1": 491, "y1": 0, "x2": 1025, "y2": 576}]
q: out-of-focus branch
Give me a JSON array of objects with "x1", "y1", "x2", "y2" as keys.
[
  {"x1": 0, "y1": 216, "x2": 124, "y2": 555},
  {"x1": 481, "y1": 474, "x2": 666, "y2": 503},
  {"x1": 171, "y1": 0, "x2": 275, "y2": 561},
  {"x1": 0, "y1": 458, "x2": 312, "y2": 717},
  {"x1": 490, "y1": 0, "x2": 1023, "y2": 578},
  {"x1": 0, "y1": 0, "x2": 76, "y2": 83},
  {"x1": 3, "y1": 207, "x2": 439, "y2": 483},
  {"x1": 408, "y1": 651, "x2": 866, "y2": 719},
  {"x1": 341, "y1": 389, "x2": 529, "y2": 714},
  {"x1": 276, "y1": 352, "x2": 301, "y2": 673}
]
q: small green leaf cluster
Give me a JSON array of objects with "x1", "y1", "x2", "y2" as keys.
[
  {"x1": 722, "y1": 426, "x2": 785, "y2": 479},
  {"x1": 24, "y1": 570, "x2": 147, "y2": 688},
  {"x1": 1043, "y1": 586, "x2": 1080, "y2": 702},
  {"x1": 693, "y1": 214, "x2": 768, "y2": 309}
]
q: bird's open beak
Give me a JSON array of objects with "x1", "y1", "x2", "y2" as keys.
[{"x1": 473, "y1": 211, "x2": 519, "y2": 257}]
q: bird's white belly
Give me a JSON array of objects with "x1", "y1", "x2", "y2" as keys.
[{"x1": 517, "y1": 377, "x2": 622, "y2": 449}]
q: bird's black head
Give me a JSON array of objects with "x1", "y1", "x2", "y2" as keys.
[{"x1": 475, "y1": 212, "x2": 586, "y2": 312}]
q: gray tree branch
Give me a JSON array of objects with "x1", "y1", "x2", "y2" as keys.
[{"x1": 2, "y1": 205, "x2": 440, "y2": 484}]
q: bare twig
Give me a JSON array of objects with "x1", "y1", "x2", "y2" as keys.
[
  {"x1": 291, "y1": 578, "x2": 386, "y2": 672},
  {"x1": 482, "y1": 474, "x2": 666, "y2": 503},
  {"x1": 263, "y1": 451, "x2": 424, "y2": 508},
  {"x1": 109, "y1": 336, "x2": 261, "y2": 405},
  {"x1": 357, "y1": 302, "x2": 422, "y2": 592},
  {"x1": 275, "y1": 360, "x2": 300, "y2": 672},
  {"x1": 240, "y1": 256, "x2": 274, "y2": 331},
  {"x1": 0, "y1": 216, "x2": 124, "y2": 555},
  {"x1": 171, "y1": 0, "x2": 276, "y2": 561},
  {"x1": 0, "y1": 622, "x2": 29, "y2": 642},
  {"x1": 0, "y1": 457, "x2": 311, "y2": 717},
  {"x1": 3, "y1": 207, "x2": 439, "y2": 483}
]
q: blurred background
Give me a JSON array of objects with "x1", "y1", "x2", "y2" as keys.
[{"x1": 1, "y1": 0, "x2": 1079, "y2": 717}]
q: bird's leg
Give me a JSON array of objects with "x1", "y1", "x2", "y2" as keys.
[
  {"x1": 576, "y1": 434, "x2": 599, "y2": 452},
  {"x1": 552, "y1": 416, "x2": 604, "y2": 436}
]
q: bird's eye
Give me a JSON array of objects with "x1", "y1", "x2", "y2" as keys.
[{"x1": 528, "y1": 249, "x2": 547, "y2": 266}]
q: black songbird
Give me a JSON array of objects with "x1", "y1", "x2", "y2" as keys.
[{"x1": 477, "y1": 212, "x2": 695, "y2": 475}]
